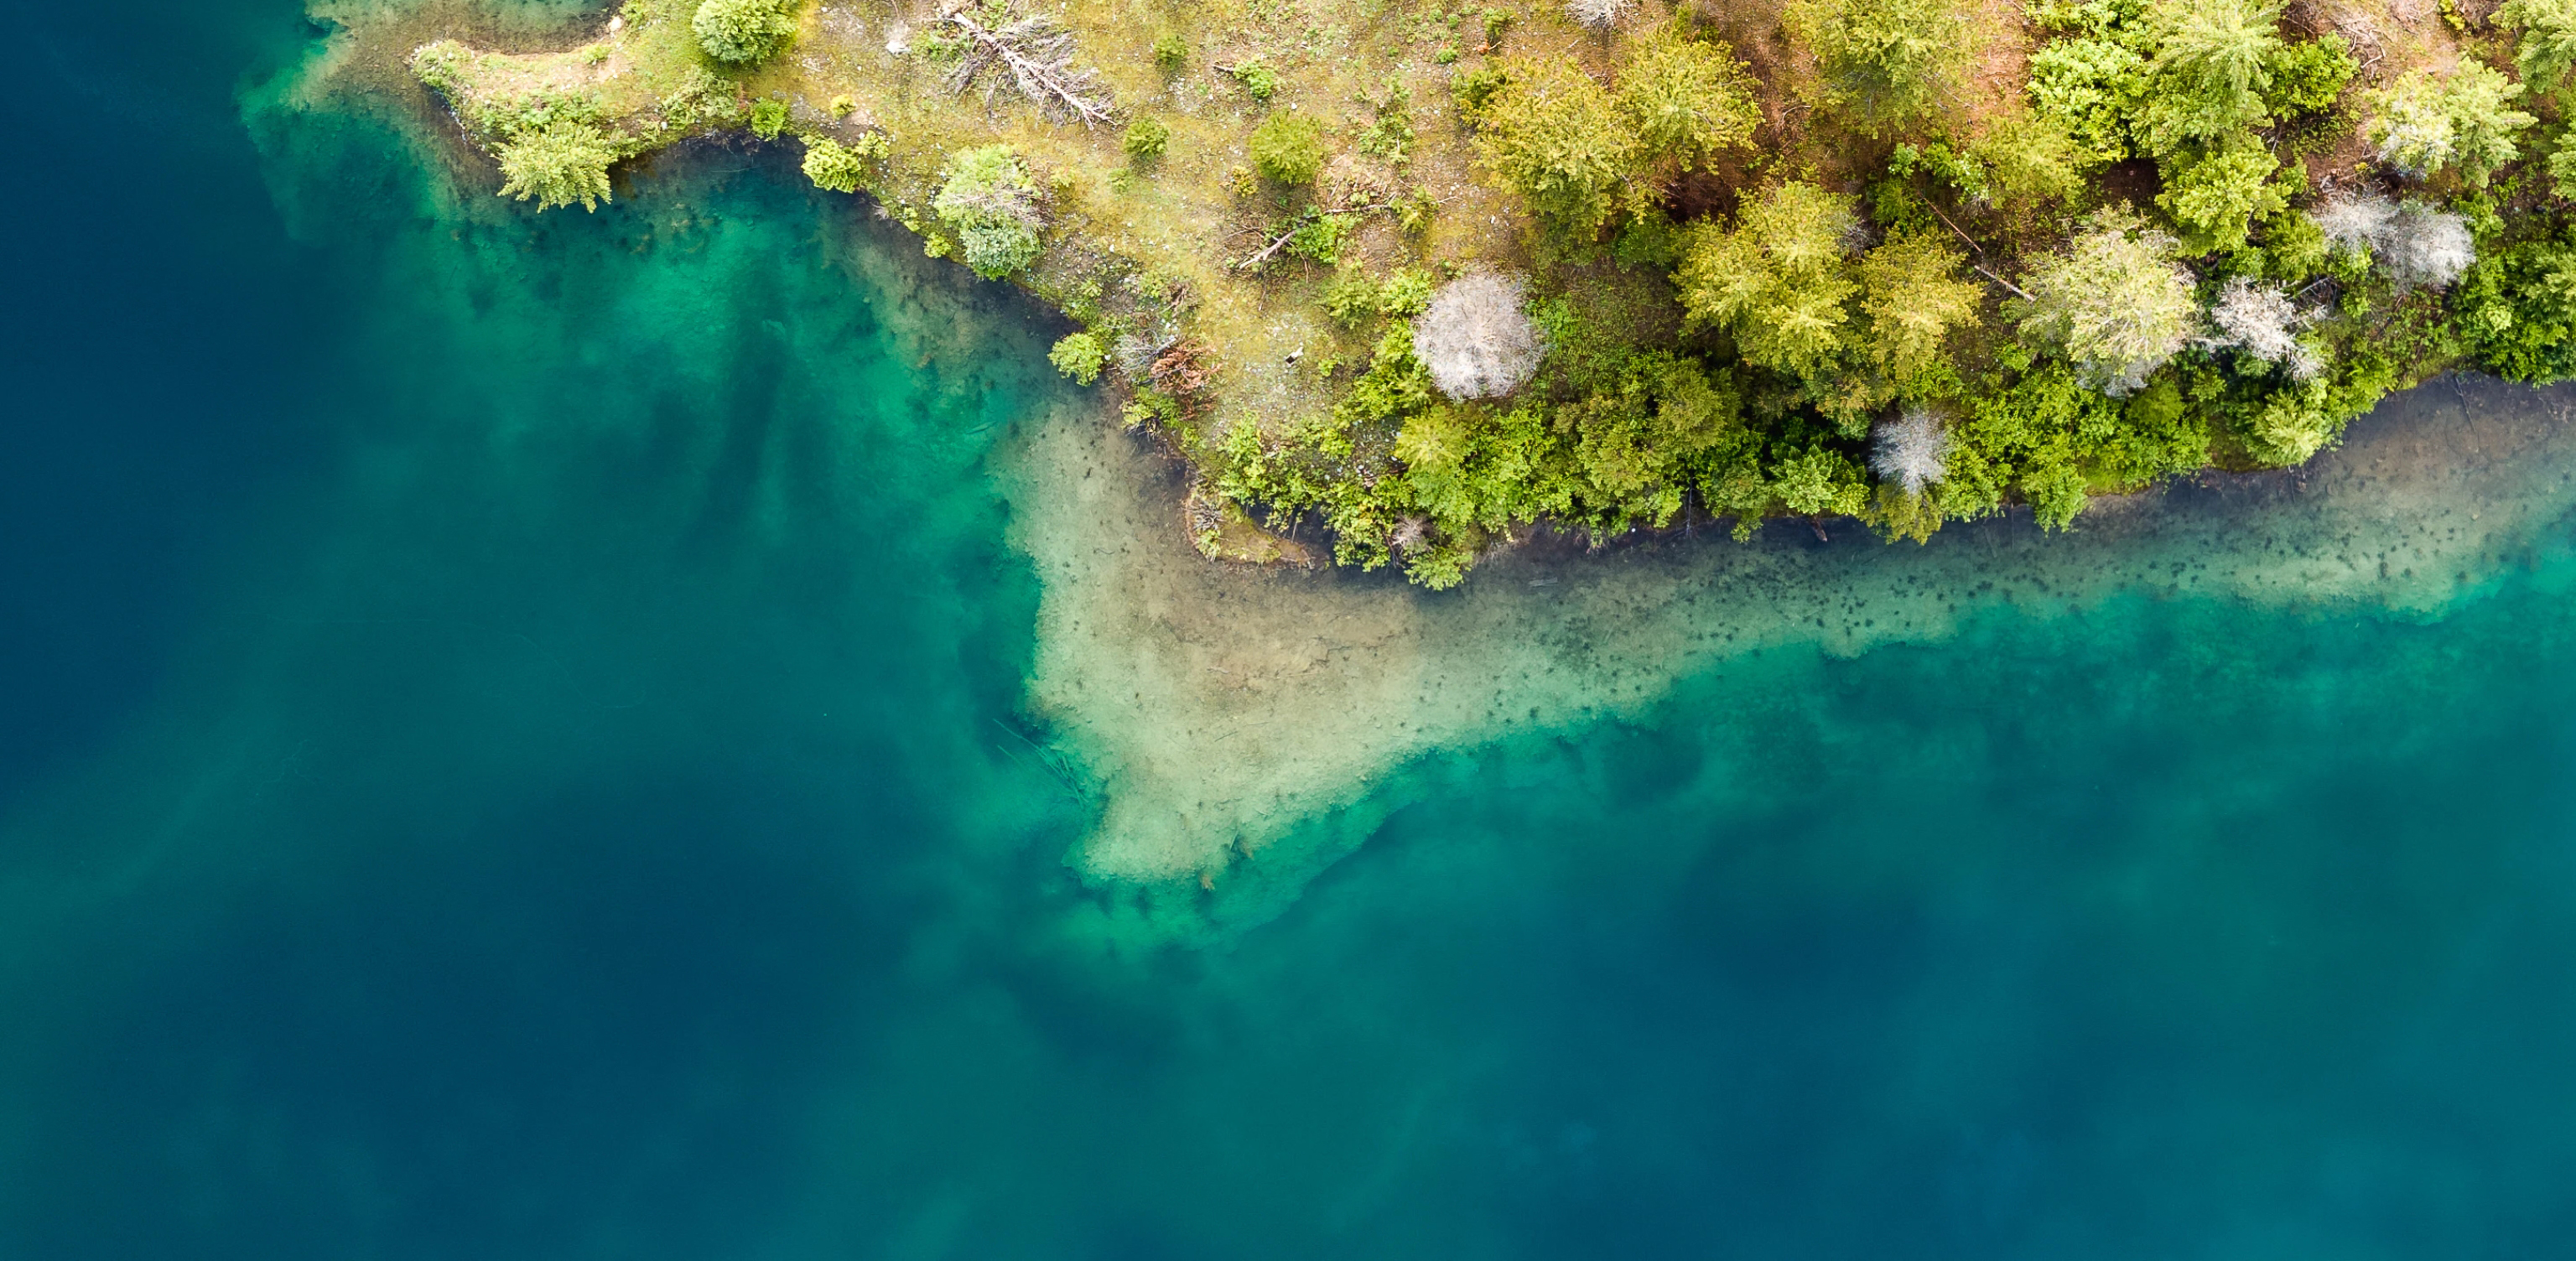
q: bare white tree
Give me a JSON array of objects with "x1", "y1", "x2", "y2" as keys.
[
  {"x1": 1567, "y1": 0, "x2": 1635, "y2": 28},
  {"x1": 940, "y1": 4, "x2": 1112, "y2": 126},
  {"x1": 2310, "y1": 192, "x2": 2475, "y2": 290},
  {"x1": 2311, "y1": 191, "x2": 2397, "y2": 253},
  {"x1": 2204, "y1": 277, "x2": 2321, "y2": 379},
  {"x1": 1870, "y1": 406, "x2": 1950, "y2": 496},
  {"x1": 1413, "y1": 274, "x2": 1545, "y2": 400},
  {"x1": 2378, "y1": 202, "x2": 2475, "y2": 289}
]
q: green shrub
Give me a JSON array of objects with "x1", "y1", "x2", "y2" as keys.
[
  {"x1": 933, "y1": 145, "x2": 1043, "y2": 280},
  {"x1": 1675, "y1": 181, "x2": 1859, "y2": 376},
  {"x1": 693, "y1": 0, "x2": 798, "y2": 65},
  {"x1": 2261, "y1": 34, "x2": 2356, "y2": 115},
  {"x1": 801, "y1": 133, "x2": 885, "y2": 193},
  {"x1": 2499, "y1": 0, "x2": 2576, "y2": 86},
  {"x1": 1124, "y1": 115, "x2": 1170, "y2": 160},
  {"x1": 1249, "y1": 113, "x2": 1327, "y2": 184},
  {"x1": 1228, "y1": 58, "x2": 1280, "y2": 101},
  {"x1": 1050, "y1": 331, "x2": 1108, "y2": 384},
  {"x1": 496, "y1": 122, "x2": 619, "y2": 212},
  {"x1": 748, "y1": 98, "x2": 790, "y2": 140},
  {"x1": 1153, "y1": 29, "x2": 1188, "y2": 70}
]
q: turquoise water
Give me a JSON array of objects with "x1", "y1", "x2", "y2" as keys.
[{"x1": 6, "y1": 3, "x2": 2576, "y2": 1256}]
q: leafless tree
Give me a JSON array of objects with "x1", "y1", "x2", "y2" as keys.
[
  {"x1": 1869, "y1": 406, "x2": 1950, "y2": 496},
  {"x1": 2204, "y1": 277, "x2": 2322, "y2": 379},
  {"x1": 2311, "y1": 192, "x2": 2475, "y2": 290},
  {"x1": 939, "y1": 3, "x2": 1113, "y2": 127},
  {"x1": 1567, "y1": 0, "x2": 1635, "y2": 29},
  {"x1": 1413, "y1": 274, "x2": 1545, "y2": 401}
]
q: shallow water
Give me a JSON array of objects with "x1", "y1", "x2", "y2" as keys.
[{"x1": 6, "y1": 3, "x2": 2576, "y2": 1257}]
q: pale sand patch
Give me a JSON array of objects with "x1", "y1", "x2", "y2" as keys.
[{"x1": 1005, "y1": 376, "x2": 2576, "y2": 936}]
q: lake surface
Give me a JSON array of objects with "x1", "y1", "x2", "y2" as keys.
[{"x1": 4, "y1": 3, "x2": 2575, "y2": 1257}]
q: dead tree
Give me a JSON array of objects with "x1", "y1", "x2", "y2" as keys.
[{"x1": 939, "y1": 4, "x2": 1113, "y2": 127}]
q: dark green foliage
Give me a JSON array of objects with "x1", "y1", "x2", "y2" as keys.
[
  {"x1": 1249, "y1": 113, "x2": 1327, "y2": 184},
  {"x1": 2456, "y1": 230, "x2": 2576, "y2": 381}
]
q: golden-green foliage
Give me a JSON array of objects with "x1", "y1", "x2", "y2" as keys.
[
  {"x1": 497, "y1": 122, "x2": 618, "y2": 211},
  {"x1": 1967, "y1": 112, "x2": 2088, "y2": 204},
  {"x1": 2156, "y1": 144, "x2": 2288, "y2": 252},
  {"x1": 1675, "y1": 182, "x2": 1858, "y2": 376},
  {"x1": 1248, "y1": 113, "x2": 1324, "y2": 185},
  {"x1": 801, "y1": 133, "x2": 885, "y2": 194},
  {"x1": 693, "y1": 0, "x2": 797, "y2": 65},
  {"x1": 1123, "y1": 115, "x2": 1170, "y2": 161},
  {"x1": 1475, "y1": 58, "x2": 1637, "y2": 236},
  {"x1": 1616, "y1": 23, "x2": 1761, "y2": 170},
  {"x1": 1857, "y1": 233, "x2": 1982, "y2": 383},
  {"x1": 1784, "y1": 0, "x2": 1975, "y2": 130}
]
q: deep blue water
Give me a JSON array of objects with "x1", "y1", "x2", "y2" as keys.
[{"x1": 5, "y1": 3, "x2": 2576, "y2": 1258}]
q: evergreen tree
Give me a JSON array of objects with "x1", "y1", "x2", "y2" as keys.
[
  {"x1": 693, "y1": 0, "x2": 798, "y2": 65},
  {"x1": 1858, "y1": 233, "x2": 1982, "y2": 383},
  {"x1": 2366, "y1": 65, "x2": 2534, "y2": 185},
  {"x1": 497, "y1": 122, "x2": 617, "y2": 212},
  {"x1": 1617, "y1": 23, "x2": 1762, "y2": 170},
  {"x1": 1784, "y1": 0, "x2": 1974, "y2": 129},
  {"x1": 1476, "y1": 59, "x2": 1639, "y2": 236},
  {"x1": 2132, "y1": 0, "x2": 2281, "y2": 157},
  {"x1": 2499, "y1": 0, "x2": 2576, "y2": 89},
  {"x1": 1674, "y1": 182, "x2": 1859, "y2": 376}
]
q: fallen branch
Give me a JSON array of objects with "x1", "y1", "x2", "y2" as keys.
[
  {"x1": 940, "y1": 6, "x2": 1112, "y2": 127},
  {"x1": 1972, "y1": 262, "x2": 2033, "y2": 301},
  {"x1": 1232, "y1": 201, "x2": 1416, "y2": 271}
]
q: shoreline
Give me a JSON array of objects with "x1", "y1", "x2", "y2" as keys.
[{"x1": 1008, "y1": 371, "x2": 2576, "y2": 942}]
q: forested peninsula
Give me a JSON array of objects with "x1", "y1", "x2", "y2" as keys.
[{"x1": 389, "y1": 0, "x2": 2576, "y2": 586}]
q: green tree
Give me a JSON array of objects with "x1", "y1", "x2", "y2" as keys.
[
  {"x1": 1475, "y1": 58, "x2": 1639, "y2": 236},
  {"x1": 2499, "y1": 0, "x2": 2576, "y2": 88},
  {"x1": 2260, "y1": 34, "x2": 2357, "y2": 115},
  {"x1": 693, "y1": 0, "x2": 798, "y2": 65},
  {"x1": 1858, "y1": 232, "x2": 1983, "y2": 382},
  {"x1": 2367, "y1": 65, "x2": 2535, "y2": 186},
  {"x1": 1968, "y1": 111, "x2": 2087, "y2": 204},
  {"x1": 1784, "y1": 0, "x2": 1974, "y2": 129},
  {"x1": 1616, "y1": 23, "x2": 1762, "y2": 170},
  {"x1": 497, "y1": 122, "x2": 618, "y2": 212},
  {"x1": 1675, "y1": 181, "x2": 1858, "y2": 376},
  {"x1": 2014, "y1": 206, "x2": 2197, "y2": 395},
  {"x1": 1772, "y1": 447, "x2": 1871, "y2": 517},
  {"x1": 1249, "y1": 113, "x2": 1325, "y2": 184},
  {"x1": 2132, "y1": 0, "x2": 2281, "y2": 157},
  {"x1": 933, "y1": 145, "x2": 1043, "y2": 279},
  {"x1": 1050, "y1": 331, "x2": 1107, "y2": 384},
  {"x1": 2155, "y1": 143, "x2": 2287, "y2": 252}
]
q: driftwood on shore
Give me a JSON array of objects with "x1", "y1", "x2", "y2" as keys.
[{"x1": 938, "y1": 5, "x2": 1113, "y2": 127}]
